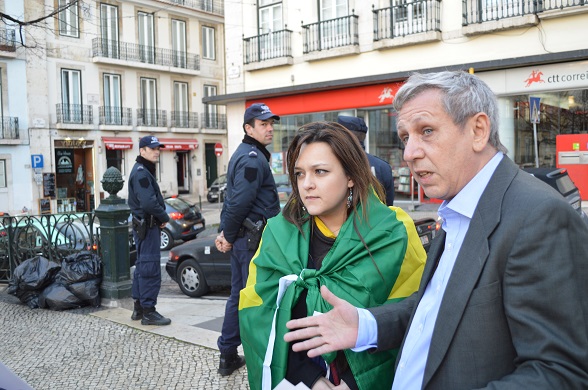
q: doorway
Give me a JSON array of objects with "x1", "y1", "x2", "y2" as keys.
[
  {"x1": 205, "y1": 143, "x2": 218, "y2": 187},
  {"x1": 175, "y1": 151, "x2": 190, "y2": 194}
]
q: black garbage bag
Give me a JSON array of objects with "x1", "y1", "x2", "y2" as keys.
[
  {"x1": 56, "y1": 251, "x2": 102, "y2": 285},
  {"x1": 6, "y1": 256, "x2": 61, "y2": 309},
  {"x1": 38, "y1": 283, "x2": 84, "y2": 311},
  {"x1": 67, "y1": 278, "x2": 101, "y2": 307}
]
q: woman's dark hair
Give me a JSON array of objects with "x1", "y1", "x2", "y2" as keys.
[{"x1": 282, "y1": 121, "x2": 385, "y2": 231}]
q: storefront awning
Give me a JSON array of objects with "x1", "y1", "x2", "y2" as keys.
[
  {"x1": 102, "y1": 137, "x2": 133, "y2": 150},
  {"x1": 158, "y1": 138, "x2": 199, "y2": 151}
]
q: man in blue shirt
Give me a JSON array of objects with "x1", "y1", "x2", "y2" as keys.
[{"x1": 285, "y1": 71, "x2": 588, "y2": 389}]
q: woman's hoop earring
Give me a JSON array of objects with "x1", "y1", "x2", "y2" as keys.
[{"x1": 347, "y1": 188, "x2": 353, "y2": 209}]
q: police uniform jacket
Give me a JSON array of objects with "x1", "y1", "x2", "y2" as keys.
[
  {"x1": 128, "y1": 156, "x2": 170, "y2": 224},
  {"x1": 367, "y1": 153, "x2": 395, "y2": 206},
  {"x1": 220, "y1": 135, "x2": 280, "y2": 244}
]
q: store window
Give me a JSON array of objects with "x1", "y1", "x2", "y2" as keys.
[
  {"x1": 106, "y1": 149, "x2": 125, "y2": 176},
  {"x1": 499, "y1": 89, "x2": 588, "y2": 168}
]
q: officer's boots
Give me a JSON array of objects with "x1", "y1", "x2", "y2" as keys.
[
  {"x1": 218, "y1": 353, "x2": 246, "y2": 376},
  {"x1": 141, "y1": 307, "x2": 172, "y2": 326},
  {"x1": 131, "y1": 300, "x2": 143, "y2": 321}
]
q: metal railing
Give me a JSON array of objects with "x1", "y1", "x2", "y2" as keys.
[
  {"x1": 0, "y1": 213, "x2": 99, "y2": 283},
  {"x1": 373, "y1": 0, "x2": 441, "y2": 40},
  {"x1": 243, "y1": 29, "x2": 293, "y2": 64},
  {"x1": 98, "y1": 106, "x2": 133, "y2": 126},
  {"x1": 56, "y1": 104, "x2": 93, "y2": 124},
  {"x1": 164, "y1": 0, "x2": 224, "y2": 15},
  {"x1": 171, "y1": 111, "x2": 199, "y2": 128},
  {"x1": 200, "y1": 112, "x2": 226, "y2": 129},
  {"x1": 0, "y1": 117, "x2": 19, "y2": 139},
  {"x1": 0, "y1": 29, "x2": 16, "y2": 52},
  {"x1": 302, "y1": 14, "x2": 359, "y2": 54},
  {"x1": 137, "y1": 108, "x2": 167, "y2": 127},
  {"x1": 92, "y1": 38, "x2": 201, "y2": 71}
]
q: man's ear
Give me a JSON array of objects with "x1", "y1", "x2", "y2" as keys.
[{"x1": 471, "y1": 113, "x2": 491, "y2": 152}]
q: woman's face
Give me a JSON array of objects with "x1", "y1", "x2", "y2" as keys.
[{"x1": 294, "y1": 142, "x2": 353, "y2": 232}]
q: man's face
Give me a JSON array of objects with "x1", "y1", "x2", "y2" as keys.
[
  {"x1": 140, "y1": 146, "x2": 161, "y2": 163},
  {"x1": 397, "y1": 89, "x2": 484, "y2": 201},
  {"x1": 246, "y1": 118, "x2": 274, "y2": 146}
]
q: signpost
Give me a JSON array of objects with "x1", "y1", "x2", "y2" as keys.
[
  {"x1": 214, "y1": 143, "x2": 223, "y2": 157},
  {"x1": 529, "y1": 96, "x2": 541, "y2": 168}
]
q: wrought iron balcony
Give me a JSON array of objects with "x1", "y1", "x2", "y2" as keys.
[
  {"x1": 56, "y1": 104, "x2": 93, "y2": 125},
  {"x1": 92, "y1": 38, "x2": 200, "y2": 71},
  {"x1": 201, "y1": 112, "x2": 226, "y2": 129},
  {"x1": 302, "y1": 13, "x2": 359, "y2": 54},
  {"x1": 171, "y1": 111, "x2": 199, "y2": 128},
  {"x1": 0, "y1": 117, "x2": 19, "y2": 139},
  {"x1": 163, "y1": 0, "x2": 224, "y2": 16},
  {"x1": 243, "y1": 29, "x2": 293, "y2": 64},
  {"x1": 373, "y1": 0, "x2": 441, "y2": 40},
  {"x1": 461, "y1": 0, "x2": 586, "y2": 24},
  {"x1": 98, "y1": 106, "x2": 133, "y2": 126},
  {"x1": 137, "y1": 109, "x2": 167, "y2": 127},
  {"x1": 0, "y1": 29, "x2": 16, "y2": 52}
]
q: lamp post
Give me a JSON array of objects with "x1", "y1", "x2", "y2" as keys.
[{"x1": 95, "y1": 166, "x2": 132, "y2": 302}]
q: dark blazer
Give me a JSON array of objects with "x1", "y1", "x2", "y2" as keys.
[{"x1": 370, "y1": 157, "x2": 588, "y2": 389}]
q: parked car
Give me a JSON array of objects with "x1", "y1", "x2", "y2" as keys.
[
  {"x1": 166, "y1": 218, "x2": 439, "y2": 297},
  {"x1": 523, "y1": 167, "x2": 588, "y2": 223},
  {"x1": 207, "y1": 174, "x2": 227, "y2": 203},
  {"x1": 160, "y1": 196, "x2": 206, "y2": 250}
]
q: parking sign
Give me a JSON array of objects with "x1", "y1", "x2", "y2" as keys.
[{"x1": 31, "y1": 154, "x2": 44, "y2": 169}]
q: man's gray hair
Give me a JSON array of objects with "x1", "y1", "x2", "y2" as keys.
[{"x1": 393, "y1": 71, "x2": 508, "y2": 154}]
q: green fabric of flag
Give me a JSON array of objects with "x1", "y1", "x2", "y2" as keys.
[{"x1": 239, "y1": 193, "x2": 426, "y2": 390}]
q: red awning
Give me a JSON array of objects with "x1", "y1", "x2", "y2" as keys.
[
  {"x1": 158, "y1": 138, "x2": 199, "y2": 151},
  {"x1": 102, "y1": 137, "x2": 133, "y2": 150}
]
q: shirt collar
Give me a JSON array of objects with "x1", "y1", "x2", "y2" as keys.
[{"x1": 439, "y1": 152, "x2": 503, "y2": 221}]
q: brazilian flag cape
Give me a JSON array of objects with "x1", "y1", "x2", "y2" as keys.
[{"x1": 239, "y1": 193, "x2": 426, "y2": 390}]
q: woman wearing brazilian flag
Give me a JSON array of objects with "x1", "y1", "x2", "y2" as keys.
[{"x1": 239, "y1": 121, "x2": 427, "y2": 390}]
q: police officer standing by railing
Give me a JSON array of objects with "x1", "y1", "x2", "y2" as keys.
[
  {"x1": 215, "y1": 103, "x2": 281, "y2": 376},
  {"x1": 128, "y1": 136, "x2": 171, "y2": 326}
]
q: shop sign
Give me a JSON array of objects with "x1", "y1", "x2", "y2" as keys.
[{"x1": 55, "y1": 149, "x2": 74, "y2": 174}]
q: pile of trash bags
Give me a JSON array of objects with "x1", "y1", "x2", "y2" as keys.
[{"x1": 7, "y1": 251, "x2": 103, "y2": 310}]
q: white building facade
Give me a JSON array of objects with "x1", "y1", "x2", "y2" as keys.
[
  {"x1": 208, "y1": 0, "x2": 588, "y2": 203},
  {"x1": 1, "y1": 0, "x2": 227, "y2": 215}
]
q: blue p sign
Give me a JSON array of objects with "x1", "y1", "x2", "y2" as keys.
[{"x1": 31, "y1": 154, "x2": 44, "y2": 168}]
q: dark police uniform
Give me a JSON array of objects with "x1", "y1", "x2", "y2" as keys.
[
  {"x1": 367, "y1": 153, "x2": 395, "y2": 206},
  {"x1": 128, "y1": 157, "x2": 170, "y2": 312},
  {"x1": 217, "y1": 135, "x2": 281, "y2": 358}
]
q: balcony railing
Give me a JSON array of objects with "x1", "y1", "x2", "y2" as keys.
[
  {"x1": 137, "y1": 109, "x2": 167, "y2": 127},
  {"x1": 373, "y1": 0, "x2": 441, "y2": 40},
  {"x1": 163, "y1": 0, "x2": 224, "y2": 16},
  {"x1": 0, "y1": 29, "x2": 16, "y2": 52},
  {"x1": 302, "y1": 14, "x2": 359, "y2": 54},
  {"x1": 201, "y1": 112, "x2": 226, "y2": 129},
  {"x1": 243, "y1": 29, "x2": 293, "y2": 64},
  {"x1": 0, "y1": 117, "x2": 19, "y2": 139},
  {"x1": 56, "y1": 104, "x2": 93, "y2": 125},
  {"x1": 92, "y1": 38, "x2": 200, "y2": 71},
  {"x1": 99, "y1": 106, "x2": 133, "y2": 126},
  {"x1": 171, "y1": 111, "x2": 199, "y2": 128}
]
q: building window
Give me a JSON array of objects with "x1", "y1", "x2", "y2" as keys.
[
  {"x1": 204, "y1": 84, "x2": 217, "y2": 127},
  {"x1": 172, "y1": 19, "x2": 187, "y2": 68},
  {"x1": 202, "y1": 26, "x2": 215, "y2": 60},
  {"x1": 105, "y1": 149, "x2": 125, "y2": 176},
  {"x1": 0, "y1": 159, "x2": 6, "y2": 188},
  {"x1": 58, "y1": 0, "x2": 79, "y2": 38},
  {"x1": 100, "y1": 3, "x2": 119, "y2": 58},
  {"x1": 174, "y1": 81, "x2": 189, "y2": 127},
  {"x1": 140, "y1": 77, "x2": 157, "y2": 125},
  {"x1": 138, "y1": 12, "x2": 155, "y2": 63},
  {"x1": 103, "y1": 73, "x2": 122, "y2": 125},
  {"x1": 259, "y1": 1, "x2": 283, "y2": 33},
  {"x1": 61, "y1": 68, "x2": 82, "y2": 122}
]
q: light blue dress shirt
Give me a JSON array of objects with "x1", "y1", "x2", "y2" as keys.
[{"x1": 354, "y1": 152, "x2": 504, "y2": 390}]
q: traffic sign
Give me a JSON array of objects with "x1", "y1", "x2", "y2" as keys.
[
  {"x1": 31, "y1": 154, "x2": 44, "y2": 168},
  {"x1": 214, "y1": 143, "x2": 223, "y2": 157},
  {"x1": 529, "y1": 96, "x2": 541, "y2": 124}
]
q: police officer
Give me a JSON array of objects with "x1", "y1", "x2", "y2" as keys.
[
  {"x1": 337, "y1": 115, "x2": 395, "y2": 206},
  {"x1": 128, "y1": 135, "x2": 171, "y2": 326},
  {"x1": 214, "y1": 103, "x2": 281, "y2": 376}
]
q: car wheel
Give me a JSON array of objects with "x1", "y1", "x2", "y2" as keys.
[
  {"x1": 160, "y1": 228, "x2": 173, "y2": 250},
  {"x1": 177, "y1": 259, "x2": 209, "y2": 297}
]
